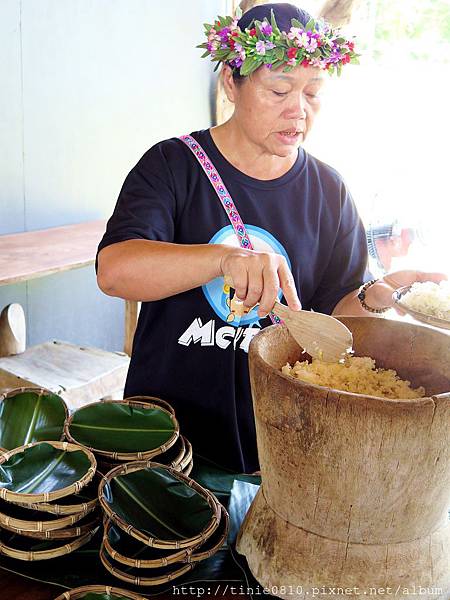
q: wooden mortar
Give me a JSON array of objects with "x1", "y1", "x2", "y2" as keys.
[{"x1": 236, "y1": 317, "x2": 450, "y2": 599}]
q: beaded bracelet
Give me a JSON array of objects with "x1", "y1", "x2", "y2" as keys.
[{"x1": 357, "y1": 279, "x2": 391, "y2": 314}]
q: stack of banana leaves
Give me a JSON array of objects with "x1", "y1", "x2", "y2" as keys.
[
  {"x1": 0, "y1": 387, "x2": 230, "y2": 588},
  {"x1": 64, "y1": 397, "x2": 193, "y2": 476},
  {"x1": 97, "y1": 460, "x2": 229, "y2": 587},
  {"x1": 0, "y1": 387, "x2": 100, "y2": 560}
]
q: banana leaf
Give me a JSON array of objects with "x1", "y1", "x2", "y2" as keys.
[
  {"x1": 0, "y1": 389, "x2": 67, "y2": 451},
  {"x1": 102, "y1": 466, "x2": 215, "y2": 541},
  {"x1": 190, "y1": 454, "x2": 261, "y2": 503},
  {"x1": 68, "y1": 403, "x2": 176, "y2": 453},
  {"x1": 0, "y1": 442, "x2": 92, "y2": 497}
]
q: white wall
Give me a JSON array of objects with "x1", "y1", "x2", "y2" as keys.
[{"x1": 0, "y1": 0, "x2": 226, "y2": 350}]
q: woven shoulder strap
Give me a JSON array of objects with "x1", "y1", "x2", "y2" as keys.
[{"x1": 179, "y1": 134, "x2": 281, "y2": 325}]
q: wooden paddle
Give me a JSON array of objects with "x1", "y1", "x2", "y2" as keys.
[{"x1": 224, "y1": 276, "x2": 353, "y2": 362}]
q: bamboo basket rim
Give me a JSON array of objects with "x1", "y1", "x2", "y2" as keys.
[
  {"x1": 124, "y1": 395, "x2": 175, "y2": 416},
  {"x1": 64, "y1": 399, "x2": 180, "y2": 461},
  {"x1": 100, "y1": 542, "x2": 194, "y2": 587},
  {"x1": 0, "y1": 387, "x2": 69, "y2": 453},
  {"x1": 98, "y1": 461, "x2": 221, "y2": 550},
  {"x1": 12, "y1": 473, "x2": 99, "y2": 515},
  {"x1": 181, "y1": 459, "x2": 193, "y2": 478},
  {"x1": 148, "y1": 434, "x2": 186, "y2": 469},
  {"x1": 53, "y1": 585, "x2": 148, "y2": 600},
  {"x1": 185, "y1": 504, "x2": 229, "y2": 563},
  {"x1": 13, "y1": 495, "x2": 98, "y2": 516},
  {"x1": 0, "y1": 501, "x2": 95, "y2": 532},
  {"x1": 0, "y1": 441, "x2": 97, "y2": 504},
  {"x1": 102, "y1": 517, "x2": 201, "y2": 568},
  {"x1": 0, "y1": 512, "x2": 100, "y2": 539},
  {"x1": 178, "y1": 438, "x2": 192, "y2": 471},
  {"x1": 0, "y1": 525, "x2": 99, "y2": 561},
  {"x1": 97, "y1": 434, "x2": 186, "y2": 471},
  {"x1": 103, "y1": 503, "x2": 228, "y2": 568}
]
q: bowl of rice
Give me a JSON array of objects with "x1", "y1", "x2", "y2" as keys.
[{"x1": 393, "y1": 280, "x2": 450, "y2": 330}]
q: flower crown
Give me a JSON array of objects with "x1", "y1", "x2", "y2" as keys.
[{"x1": 198, "y1": 8, "x2": 359, "y2": 77}]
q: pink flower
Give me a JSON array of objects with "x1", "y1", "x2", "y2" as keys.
[
  {"x1": 256, "y1": 40, "x2": 266, "y2": 55},
  {"x1": 288, "y1": 27, "x2": 303, "y2": 41},
  {"x1": 261, "y1": 22, "x2": 273, "y2": 36}
]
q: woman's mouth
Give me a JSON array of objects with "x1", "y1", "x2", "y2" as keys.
[{"x1": 276, "y1": 130, "x2": 303, "y2": 144}]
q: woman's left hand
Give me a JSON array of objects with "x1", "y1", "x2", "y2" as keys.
[{"x1": 371, "y1": 270, "x2": 448, "y2": 314}]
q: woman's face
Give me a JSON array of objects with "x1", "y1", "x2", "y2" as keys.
[{"x1": 225, "y1": 63, "x2": 325, "y2": 158}]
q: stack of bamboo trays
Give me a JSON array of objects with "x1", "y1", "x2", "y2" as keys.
[{"x1": 0, "y1": 440, "x2": 100, "y2": 561}]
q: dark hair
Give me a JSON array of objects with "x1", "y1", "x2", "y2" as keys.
[{"x1": 232, "y1": 3, "x2": 314, "y2": 83}]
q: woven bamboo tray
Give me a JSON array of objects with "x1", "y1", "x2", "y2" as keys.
[
  {"x1": 124, "y1": 395, "x2": 175, "y2": 415},
  {"x1": 0, "y1": 387, "x2": 68, "y2": 452},
  {"x1": 182, "y1": 459, "x2": 193, "y2": 477},
  {"x1": 100, "y1": 543, "x2": 195, "y2": 587},
  {"x1": 0, "y1": 441, "x2": 96, "y2": 504},
  {"x1": 54, "y1": 585, "x2": 147, "y2": 599},
  {"x1": 102, "y1": 518, "x2": 200, "y2": 568},
  {"x1": 178, "y1": 438, "x2": 192, "y2": 471},
  {"x1": 0, "y1": 497, "x2": 95, "y2": 532},
  {"x1": 103, "y1": 503, "x2": 228, "y2": 568},
  {"x1": 64, "y1": 400, "x2": 180, "y2": 461},
  {"x1": 184, "y1": 504, "x2": 229, "y2": 563},
  {"x1": 145, "y1": 434, "x2": 186, "y2": 469},
  {"x1": 0, "y1": 526, "x2": 98, "y2": 561},
  {"x1": 98, "y1": 461, "x2": 221, "y2": 550},
  {"x1": 0, "y1": 510, "x2": 100, "y2": 539},
  {"x1": 12, "y1": 473, "x2": 99, "y2": 516}
]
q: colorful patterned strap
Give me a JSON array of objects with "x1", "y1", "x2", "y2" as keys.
[{"x1": 179, "y1": 133, "x2": 281, "y2": 325}]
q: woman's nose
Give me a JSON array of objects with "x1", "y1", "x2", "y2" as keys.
[{"x1": 285, "y1": 93, "x2": 307, "y2": 119}]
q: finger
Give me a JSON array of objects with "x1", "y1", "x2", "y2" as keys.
[
  {"x1": 278, "y1": 262, "x2": 301, "y2": 310},
  {"x1": 243, "y1": 267, "x2": 263, "y2": 308},
  {"x1": 393, "y1": 304, "x2": 407, "y2": 316},
  {"x1": 229, "y1": 269, "x2": 248, "y2": 301},
  {"x1": 258, "y1": 267, "x2": 279, "y2": 317}
]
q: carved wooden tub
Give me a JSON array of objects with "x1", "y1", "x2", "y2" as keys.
[{"x1": 236, "y1": 317, "x2": 450, "y2": 599}]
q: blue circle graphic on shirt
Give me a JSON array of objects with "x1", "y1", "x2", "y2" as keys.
[{"x1": 202, "y1": 225, "x2": 291, "y2": 327}]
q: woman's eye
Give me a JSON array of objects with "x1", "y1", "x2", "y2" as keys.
[{"x1": 272, "y1": 91, "x2": 288, "y2": 97}]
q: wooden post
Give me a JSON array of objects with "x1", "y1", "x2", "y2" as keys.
[{"x1": 124, "y1": 300, "x2": 139, "y2": 356}]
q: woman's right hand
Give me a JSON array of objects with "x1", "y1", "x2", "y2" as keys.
[{"x1": 218, "y1": 246, "x2": 302, "y2": 318}]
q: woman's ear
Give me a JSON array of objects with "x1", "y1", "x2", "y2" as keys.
[{"x1": 221, "y1": 65, "x2": 239, "y2": 104}]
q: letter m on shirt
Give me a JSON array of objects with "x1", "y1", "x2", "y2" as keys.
[{"x1": 178, "y1": 318, "x2": 215, "y2": 347}]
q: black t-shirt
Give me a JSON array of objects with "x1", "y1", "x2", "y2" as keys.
[{"x1": 96, "y1": 129, "x2": 370, "y2": 473}]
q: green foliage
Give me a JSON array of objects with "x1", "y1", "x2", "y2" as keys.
[{"x1": 369, "y1": 0, "x2": 450, "y2": 63}]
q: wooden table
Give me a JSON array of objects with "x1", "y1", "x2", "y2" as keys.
[{"x1": 0, "y1": 221, "x2": 137, "y2": 355}]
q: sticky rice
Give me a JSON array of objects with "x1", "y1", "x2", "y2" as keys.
[
  {"x1": 401, "y1": 280, "x2": 450, "y2": 321},
  {"x1": 282, "y1": 355, "x2": 425, "y2": 399}
]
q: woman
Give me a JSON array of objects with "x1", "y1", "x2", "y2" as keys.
[{"x1": 96, "y1": 4, "x2": 445, "y2": 473}]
